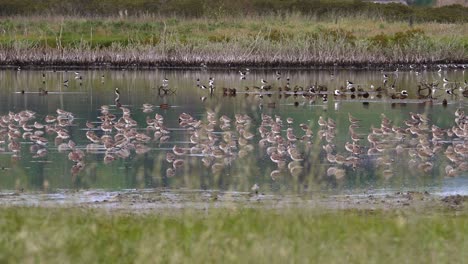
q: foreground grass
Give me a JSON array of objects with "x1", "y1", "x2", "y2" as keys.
[
  {"x1": 0, "y1": 207, "x2": 467, "y2": 263},
  {"x1": 0, "y1": 15, "x2": 466, "y2": 66}
]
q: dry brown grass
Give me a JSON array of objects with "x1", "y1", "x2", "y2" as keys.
[
  {"x1": 0, "y1": 16, "x2": 466, "y2": 67},
  {"x1": 435, "y1": 0, "x2": 468, "y2": 7}
]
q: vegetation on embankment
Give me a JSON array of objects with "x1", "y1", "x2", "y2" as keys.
[
  {"x1": 0, "y1": 14, "x2": 468, "y2": 66},
  {"x1": 0, "y1": 206, "x2": 467, "y2": 263},
  {"x1": 1, "y1": 0, "x2": 468, "y2": 23},
  {"x1": 0, "y1": 1, "x2": 467, "y2": 67},
  {"x1": 0, "y1": 15, "x2": 466, "y2": 68}
]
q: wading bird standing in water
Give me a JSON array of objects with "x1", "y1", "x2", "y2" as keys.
[{"x1": 115, "y1": 88, "x2": 121, "y2": 106}]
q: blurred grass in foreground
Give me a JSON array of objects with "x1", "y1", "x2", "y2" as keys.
[{"x1": 0, "y1": 206, "x2": 467, "y2": 263}]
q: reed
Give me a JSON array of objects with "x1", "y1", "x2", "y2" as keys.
[
  {"x1": 1, "y1": 0, "x2": 468, "y2": 22},
  {"x1": 0, "y1": 16, "x2": 466, "y2": 67}
]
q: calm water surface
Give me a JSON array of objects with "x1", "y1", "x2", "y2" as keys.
[{"x1": 0, "y1": 68, "x2": 466, "y2": 195}]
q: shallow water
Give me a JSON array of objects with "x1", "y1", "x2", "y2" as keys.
[{"x1": 0, "y1": 68, "x2": 466, "y2": 195}]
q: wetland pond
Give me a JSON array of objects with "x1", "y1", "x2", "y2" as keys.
[{"x1": 0, "y1": 68, "x2": 466, "y2": 199}]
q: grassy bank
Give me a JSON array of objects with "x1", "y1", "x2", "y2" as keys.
[
  {"x1": 0, "y1": 206, "x2": 467, "y2": 263},
  {"x1": 0, "y1": 16, "x2": 466, "y2": 67},
  {"x1": 1, "y1": 0, "x2": 468, "y2": 23}
]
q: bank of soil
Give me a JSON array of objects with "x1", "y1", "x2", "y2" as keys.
[{"x1": 0, "y1": 189, "x2": 466, "y2": 213}]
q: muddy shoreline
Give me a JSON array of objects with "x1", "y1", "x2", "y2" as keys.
[
  {"x1": 0, "y1": 189, "x2": 466, "y2": 213},
  {"x1": 0, "y1": 61, "x2": 467, "y2": 71}
]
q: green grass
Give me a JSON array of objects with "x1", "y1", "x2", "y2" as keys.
[
  {"x1": 0, "y1": 16, "x2": 466, "y2": 66},
  {"x1": 1, "y1": 16, "x2": 467, "y2": 47},
  {"x1": 0, "y1": 0, "x2": 467, "y2": 23},
  {"x1": 0, "y1": 206, "x2": 467, "y2": 263},
  {"x1": 0, "y1": 1, "x2": 466, "y2": 66}
]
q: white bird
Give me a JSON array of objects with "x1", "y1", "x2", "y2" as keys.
[
  {"x1": 251, "y1": 183, "x2": 259, "y2": 194},
  {"x1": 239, "y1": 71, "x2": 247, "y2": 80}
]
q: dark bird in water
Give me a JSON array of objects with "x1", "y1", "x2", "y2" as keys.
[
  {"x1": 322, "y1": 94, "x2": 328, "y2": 102},
  {"x1": 160, "y1": 103, "x2": 170, "y2": 109},
  {"x1": 39, "y1": 88, "x2": 48, "y2": 95},
  {"x1": 63, "y1": 80, "x2": 69, "y2": 86},
  {"x1": 463, "y1": 89, "x2": 468, "y2": 98},
  {"x1": 223, "y1": 88, "x2": 237, "y2": 96}
]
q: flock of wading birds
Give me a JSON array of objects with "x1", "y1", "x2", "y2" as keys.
[
  {"x1": 16, "y1": 64, "x2": 468, "y2": 101},
  {"x1": 1, "y1": 67, "x2": 467, "y2": 180},
  {"x1": 192, "y1": 66, "x2": 468, "y2": 102}
]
